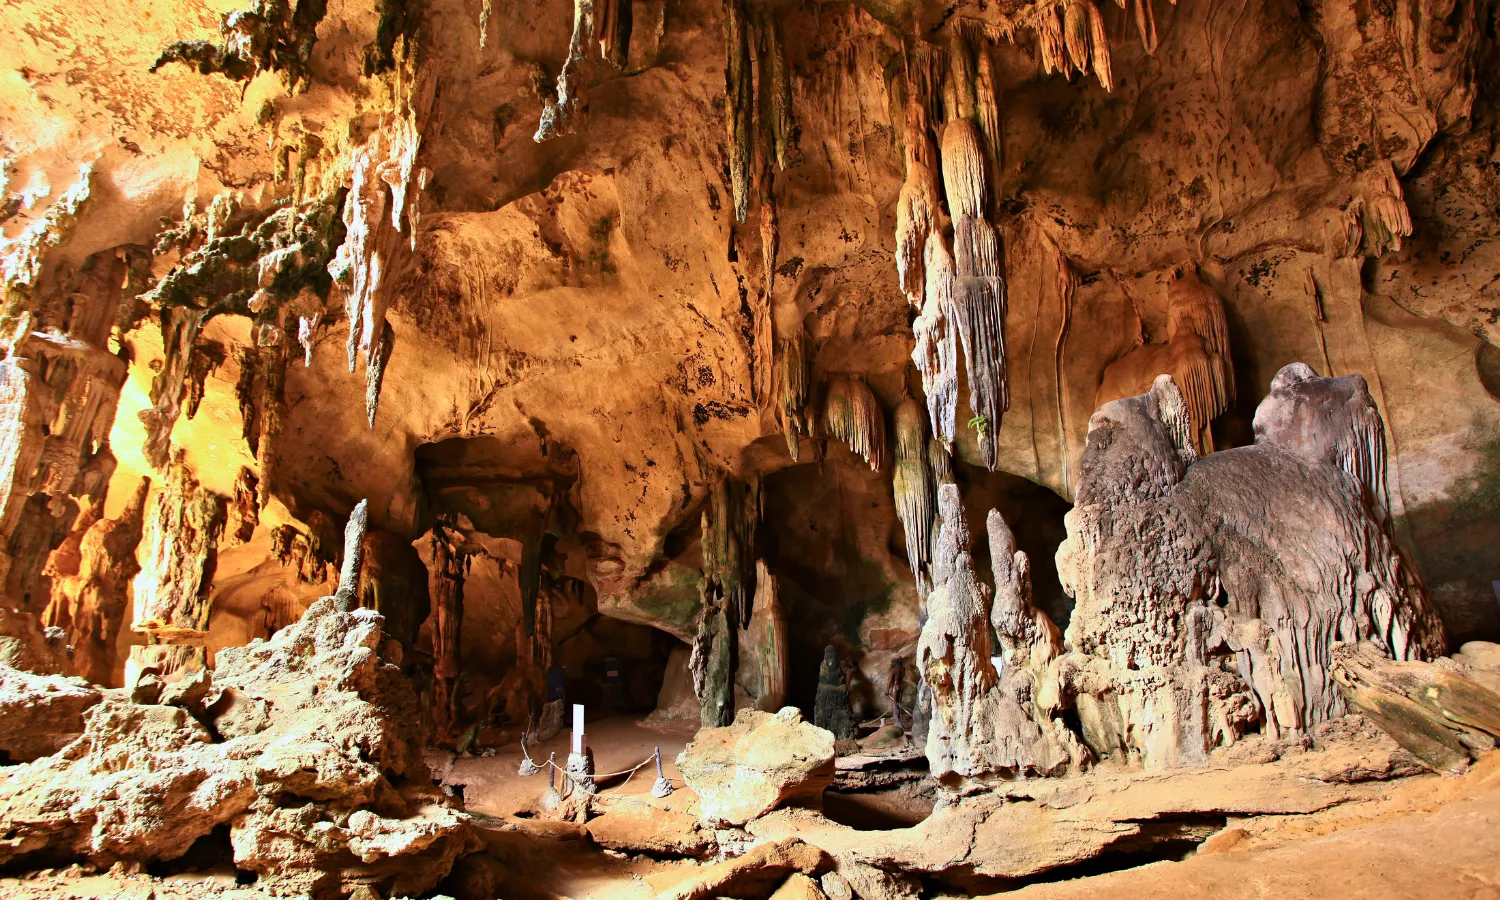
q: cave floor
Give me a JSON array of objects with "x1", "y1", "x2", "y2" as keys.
[{"x1": 4, "y1": 719, "x2": 1500, "y2": 899}]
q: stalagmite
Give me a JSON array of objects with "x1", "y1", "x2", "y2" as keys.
[
  {"x1": 535, "y1": 0, "x2": 596, "y2": 141},
  {"x1": 919, "y1": 485, "x2": 1071, "y2": 783},
  {"x1": 725, "y1": 0, "x2": 753, "y2": 224},
  {"x1": 893, "y1": 397, "x2": 936, "y2": 594},
  {"x1": 776, "y1": 331, "x2": 813, "y2": 460},
  {"x1": 42, "y1": 478, "x2": 149, "y2": 685},
  {"x1": 1055, "y1": 369, "x2": 1445, "y2": 768},
  {"x1": 737, "y1": 560, "x2": 788, "y2": 712},
  {"x1": 822, "y1": 375, "x2": 886, "y2": 472},
  {"x1": 332, "y1": 498, "x2": 369, "y2": 611},
  {"x1": 131, "y1": 455, "x2": 227, "y2": 637}
]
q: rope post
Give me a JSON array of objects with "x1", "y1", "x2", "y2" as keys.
[
  {"x1": 651, "y1": 745, "x2": 673, "y2": 798},
  {"x1": 547, "y1": 752, "x2": 556, "y2": 790},
  {"x1": 518, "y1": 733, "x2": 540, "y2": 776}
]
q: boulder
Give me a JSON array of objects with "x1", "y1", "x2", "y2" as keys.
[
  {"x1": 653, "y1": 837, "x2": 831, "y2": 900},
  {"x1": 585, "y1": 797, "x2": 717, "y2": 858},
  {"x1": 0, "y1": 665, "x2": 104, "y2": 762},
  {"x1": 0, "y1": 608, "x2": 72, "y2": 676},
  {"x1": 677, "y1": 707, "x2": 835, "y2": 826}
]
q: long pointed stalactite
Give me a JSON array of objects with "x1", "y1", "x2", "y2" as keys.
[{"x1": 893, "y1": 396, "x2": 936, "y2": 594}]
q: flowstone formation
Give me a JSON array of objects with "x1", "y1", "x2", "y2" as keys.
[{"x1": 1055, "y1": 367, "x2": 1446, "y2": 767}]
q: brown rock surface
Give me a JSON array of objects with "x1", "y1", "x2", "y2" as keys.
[
  {"x1": 0, "y1": 665, "x2": 103, "y2": 762},
  {"x1": 677, "y1": 707, "x2": 836, "y2": 826}
]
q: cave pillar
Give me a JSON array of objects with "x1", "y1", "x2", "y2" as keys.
[
  {"x1": 42, "y1": 477, "x2": 151, "y2": 685},
  {"x1": 0, "y1": 250, "x2": 132, "y2": 609},
  {"x1": 357, "y1": 529, "x2": 432, "y2": 649},
  {"x1": 127, "y1": 454, "x2": 227, "y2": 685},
  {"x1": 430, "y1": 526, "x2": 466, "y2": 740}
]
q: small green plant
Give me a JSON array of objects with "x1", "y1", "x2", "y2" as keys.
[{"x1": 968, "y1": 414, "x2": 989, "y2": 436}]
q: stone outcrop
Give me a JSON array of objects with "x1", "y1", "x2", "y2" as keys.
[
  {"x1": 1332, "y1": 641, "x2": 1500, "y2": 774},
  {"x1": 0, "y1": 665, "x2": 103, "y2": 762},
  {"x1": 676, "y1": 707, "x2": 835, "y2": 827},
  {"x1": 1055, "y1": 368, "x2": 1446, "y2": 768},
  {"x1": 0, "y1": 606, "x2": 73, "y2": 675},
  {"x1": 0, "y1": 591, "x2": 478, "y2": 897}
]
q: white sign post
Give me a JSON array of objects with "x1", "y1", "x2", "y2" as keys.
[{"x1": 572, "y1": 703, "x2": 586, "y2": 754}]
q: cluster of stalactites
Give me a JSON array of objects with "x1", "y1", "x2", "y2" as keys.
[
  {"x1": 329, "y1": 94, "x2": 429, "y2": 427},
  {"x1": 776, "y1": 330, "x2": 814, "y2": 461},
  {"x1": 823, "y1": 375, "x2": 887, "y2": 472},
  {"x1": 723, "y1": 0, "x2": 796, "y2": 226},
  {"x1": 901, "y1": 42, "x2": 1011, "y2": 470},
  {"x1": 535, "y1": 0, "x2": 596, "y2": 141},
  {"x1": 893, "y1": 397, "x2": 937, "y2": 594},
  {"x1": 1037, "y1": 0, "x2": 1114, "y2": 91},
  {"x1": 1166, "y1": 270, "x2": 1233, "y2": 455}
]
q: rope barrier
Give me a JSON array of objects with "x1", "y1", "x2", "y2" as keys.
[{"x1": 518, "y1": 734, "x2": 674, "y2": 796}]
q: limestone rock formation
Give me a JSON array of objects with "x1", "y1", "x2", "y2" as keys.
[
  {"x1": 0, "y1": 606, "x2": 73, "y2": 675},
  {"x1": 676, "y1": 707, "x2": 835, "y2": 827},
  {"x1": 1056, "y1": 368, "x2": 1445, "y2": 767},
  {"x1": 1332, "y1": 641, "x2": 1500, "y2": 774},
  {"x1": 0, "y1": 592, "x2": 479, "y2": 896},
  {"x1": 0, "y1": 665, "x2": 102, "y2": 762}
]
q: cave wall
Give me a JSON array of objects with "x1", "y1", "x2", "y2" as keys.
[{"x1": 0, "y1": 0, "x2": 1495, "y2": 703}]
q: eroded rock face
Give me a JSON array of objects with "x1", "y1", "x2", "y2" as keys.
[
  {"x1": 0, "y1": 666, "x2": 102, "y2": 762},
  {"x1": 1055, "y1": 368, "x2": 1446, "y2": 767},
  {"x1": 0, "y1": 595, "x2": 478, "y2": 897},
  {"x1": 676, "y1": 707, "x2": 835, "y2": 826}
]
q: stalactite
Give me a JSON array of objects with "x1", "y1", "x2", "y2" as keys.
[
  {"x1": 776, "y1": 330, "x2": 813, "y2": 460},
  {"x1": 725, "y1": 0, "x2": 753, "y2": 225},
  {"x1": 893, "y1": 397, "x2": 936, "y2": 594},
  {"x1": 0, "y1": 164, "x2": 93, "y2": 343},
  {"x1": 822, "y1": 374, "x2": 886, "y2": 472},
  {"x1": 0, "y1": 242, "x2": 129, "y2": 602},
  {"x1": 535, "y1": 0, "x2": 595, "y2": 141},
  {"x1": 1087, "y1": 1, "x2": 1113, "y2": 91},
  {"x1": 596, "y1": 0, "x2": 632, "y2": 68},
  {"x1": 974, "y1": 44, "x2": 1004, "y2": 211},
  {"x1": 140, "y1": 308, "x2": 208, "y2": 470},
  {"x1": 952, "y1": 276, "x2": 1008, "y2": 469},
  {"x1": 943, "y1": 39, "x2": 977, "y2": 123},
  {"x1": 896, "y1": 90, "x2": 942, "y2": 310},
  {"x1": 1133, "y1": 0, "x2": 1159, "y2": 55},
  {"x1": 331, "y1": 90, "x2": 428, "y2": 425},
  {"x1": 1037, "y1": 3, "x2": 1070, "y2": 76},
  {"x1": 150, "y1": 0, "x2": 328, "y2": 91},
  {"x1": 765, "y1": 15, "x2": 793, "y2": 171},
  {"x1": 912, "y1": 232, "x2": 959, "y2": 444},
  {"x1": 700, "y1": 475, "x2": 760, "y2": 627},
  {"x1": 940, "y1": 119, "x2": 987, "y2": 220},
  {"x1": 1054, "y1": 0, "x2": 1114, "y2": 91},
  {"x1": 737, "y1": 560, "x2": 788, "y2": 712},
  {"x1": 358, "y1": 530, "x2": 431, "y2": 649},
  {"x1": 430, "y1": 524, "x2": 467, "y2": 740},
  {"x1": 42, "y1": 477, "x2": 149, "y2": 685},
  {"x1": 131, "y1": 454, "x2": 227, "y2": 637}
]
